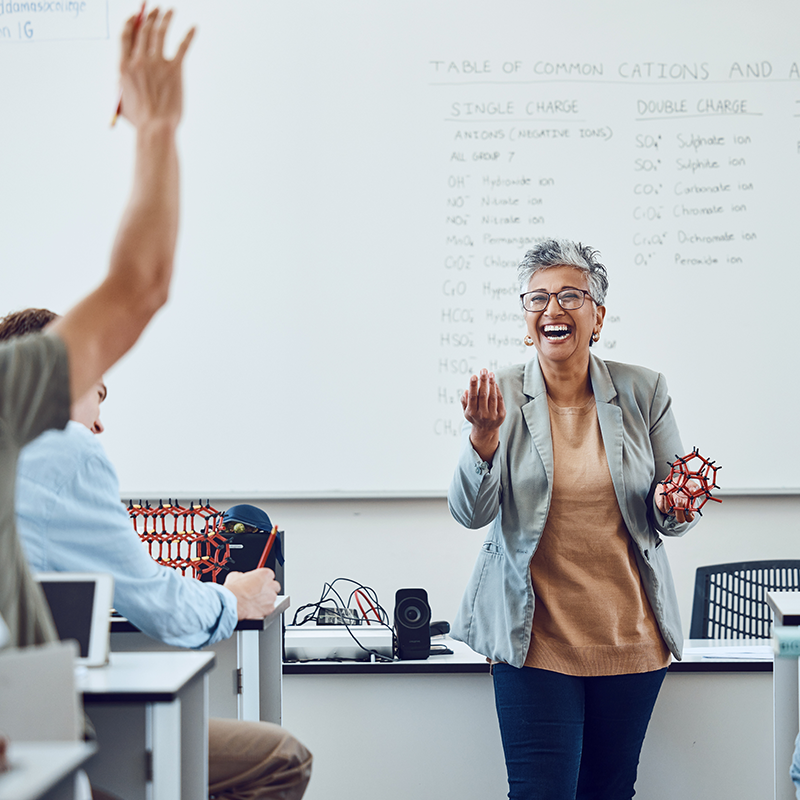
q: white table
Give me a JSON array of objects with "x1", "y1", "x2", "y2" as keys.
[
  {"x1": 767, "y1": 591, "x2": 800, "y2": 800},
  {"x1": 284, "y1": 637, "x2": 775, "y2": 800},
  {"x1": 110, "y1": 595, "x2": 289, "y2": 724},
  {"x1": 79, "y1": 650, "x2": 215, "y2": 800},
  {"x1": 0, "y1": 742, "x2": 96, "y2": 800}
]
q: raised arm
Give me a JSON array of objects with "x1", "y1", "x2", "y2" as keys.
[
  {"x1": 48, "y1": 9, "x2": 195, "y2": 403},
  {"x1": 448, "y1": 368, "x2": 506, "y2": 529}
]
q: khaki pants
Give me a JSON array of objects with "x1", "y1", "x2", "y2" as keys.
[
  {"x1": 92, "y1": 718, "x2": 312, "y2": 800},
  {"x1": 209, "y1": 718, "x2": 312, "y2": 800}
]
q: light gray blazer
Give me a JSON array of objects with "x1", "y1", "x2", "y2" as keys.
[{"x1": 448, "y1": 352, "x2": 696, "y2": 669}]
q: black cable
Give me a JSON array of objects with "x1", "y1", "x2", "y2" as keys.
[{"x1": 288, "y1": 577, "x2": 397, "y2": 662}]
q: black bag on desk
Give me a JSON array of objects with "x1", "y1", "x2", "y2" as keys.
[{"x1": 199, "y1": 504, "x2": 285, "y2": 589}]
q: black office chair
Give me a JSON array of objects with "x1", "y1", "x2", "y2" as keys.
[{"x1": 689, "y1": 560, "x2": 800, "y2": 639}]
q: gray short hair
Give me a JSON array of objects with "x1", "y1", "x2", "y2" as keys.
[{"x1": 517, "y1": 239, "x2": 609, "y2": 305}]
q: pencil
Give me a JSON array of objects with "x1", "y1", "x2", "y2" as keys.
[
  {"x1": 256, "y1": 525, "x2": 278, "y2": 570},
  {"x1": 111, "y1": 2, "x2": 146, "y2": 127}
]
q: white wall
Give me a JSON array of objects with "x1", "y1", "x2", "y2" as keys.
[{"x1": 207, "y1": 493, "x2": 800, "y2": 637}]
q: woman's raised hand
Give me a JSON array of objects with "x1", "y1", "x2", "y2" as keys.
[{"x1": 461, "y1": 369, "x2": 506, "y2": 462}]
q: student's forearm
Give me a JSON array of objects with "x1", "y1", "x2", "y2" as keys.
[
  {"x1": 47, "y1": 11, "x2": 194, "y2": 403},
  {"x1": 108, "y1": 120, "x2": 180, "y2": 311},
  {"x1": 51, "y1": 122, "x2": 180, "y2": 401}
]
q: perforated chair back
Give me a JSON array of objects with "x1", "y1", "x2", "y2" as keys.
[{"x1": 689, "y1": 559, "x2": 800, "y2": 639}]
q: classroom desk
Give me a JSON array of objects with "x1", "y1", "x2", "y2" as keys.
[
  {"x1": 768, "y1": 591, "x2": 800, "y2": 800},
  {"x1": 79, "y1": 650, "x2": 215, "y2": 800},
  {"x1": 0, "y1": 742, "x2": 96, "y2": 800},
  {"x1": 110, "y1": 595, "x2": 289, "y2": 724},
  {"x1": 283, "y1": 638, "x2": 774, "y2": 800}
]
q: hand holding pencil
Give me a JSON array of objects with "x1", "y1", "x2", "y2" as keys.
[
  {"x1": 223, "y1": 529, "x2": 282, "y2": 621},
  {"x1": 257, "y1": 525, "x2": 279, "y2": 569}
]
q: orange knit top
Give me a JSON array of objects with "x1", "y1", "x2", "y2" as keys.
[{"x1": 523, "y1": 396, "x2": 671, "y2": 676}]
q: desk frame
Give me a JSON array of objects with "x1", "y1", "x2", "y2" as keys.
[
  {"x1": 80, "y1": 651, "x2": 214, "y2": 800},
  {"x1": 0, "y1": 742, "x2": 96, "y2": 800},
  {"x1": 767, "y1": 591, "x2": 800, "y2": 800},
  {"x1": 110, "y1": 595, "x2": 289, "y2": 725}
]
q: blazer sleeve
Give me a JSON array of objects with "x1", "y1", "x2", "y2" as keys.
[
  {"x1": 448, "y1": 420, "x2": 503, "y2": 529},
  {"x1": 647, "y1": 371, "x2": 698, "y2": 538}
]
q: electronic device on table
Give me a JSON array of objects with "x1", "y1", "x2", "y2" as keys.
[
  {"x1": 35, "y1": 572, "x2": 114, "y2": 667},
  {"x1": 284, "y1": 578, "x2": 451, "y2": 662}
]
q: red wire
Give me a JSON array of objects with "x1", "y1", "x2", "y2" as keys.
[
  {"x1": 355, "y1": 589, "x2": 381, "y2": 624},
  {"x1": 354, "y1": 592, "x2": 370, "y2": 625}
]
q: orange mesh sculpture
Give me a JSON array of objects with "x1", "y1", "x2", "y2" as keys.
[{"x1": 127, "y1": 499, "x2": 232, "y2": 581}]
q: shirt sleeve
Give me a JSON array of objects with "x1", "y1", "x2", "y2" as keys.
[
  {"x1": 18, "y1": 432, "x2": 238, "y2": 649},
  {"x1": 0, "y1": 334, "x2": 70, "y2": 447}
]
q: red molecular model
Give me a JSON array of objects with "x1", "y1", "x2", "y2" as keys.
[
  {"x1": 659, "y1": 448, "x2": 722, "y2": 516},
  {"x1": 127, "y1": 499, "x2": 233, "y2": 581}
]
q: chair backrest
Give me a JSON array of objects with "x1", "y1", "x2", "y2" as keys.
[{"x1": 690, "y1": 560, "x2": 800, "y2": 639}]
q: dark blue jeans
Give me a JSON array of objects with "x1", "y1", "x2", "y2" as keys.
[{"x1": 493, "y1": 664, "x2": 667, "y2": 800}]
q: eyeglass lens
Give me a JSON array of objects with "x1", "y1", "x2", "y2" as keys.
[{"x1": 523, "y1": 290, "x2": 586, "y2": 312}]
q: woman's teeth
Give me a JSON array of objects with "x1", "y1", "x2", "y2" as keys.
[{"x1": 543, "y1": 325, "x2": 570, "y2": 340}]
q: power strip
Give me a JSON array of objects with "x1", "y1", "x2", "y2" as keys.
[{"x1": 285, "y1": 625, "x2": 394, "y2": 661}]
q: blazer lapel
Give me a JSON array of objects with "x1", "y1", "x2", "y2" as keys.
[
  {"x1": 590, "y1": 354, "x2": 630, "y2": 523},
  {"x1": 521, "y1": 356, "x2": 554, "y2": 484}
]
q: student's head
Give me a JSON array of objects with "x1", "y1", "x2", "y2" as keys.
[
  {"x1": 0, "y1": 307, "x2": 58, "y2": 340},
  {"x1": 0, "y1": 308, "x2": 107, "y2": 434}
]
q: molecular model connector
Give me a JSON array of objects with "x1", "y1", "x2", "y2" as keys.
[{"x1": 659, "y1": 447, "x2": 722, "y2": 516}]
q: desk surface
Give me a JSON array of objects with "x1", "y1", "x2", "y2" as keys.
[
  {"x1": 0, "y1": 741, "x2": 96, "y2": 800},
  {"x1": 767, "y1": 591, "x2": 800, "y2": 625},
  {"x1": 111, "y1": 595, "x2": 290, "y2": 634},
  {"x1": 79, "y1": 650, "x2": 216, "y2": 703},
  {"x1": 284, "y1": 637, "x2": 775, "y2": 675}
]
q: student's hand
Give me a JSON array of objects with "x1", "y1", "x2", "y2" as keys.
[
  {"x1": 462, "y1": 369, "x2": 505, "y2": 462},
  {"x1": 119, "y1": 8, "x2": 195, "y2": 130},
  {"x1": 656, "y1": 479, "x2": 697, "y2": 523},
  {"x1": 224, "y1": 568, "x2": 281, "y2": 620}
]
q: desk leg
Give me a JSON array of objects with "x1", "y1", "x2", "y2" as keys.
[
  {"x1": 238, "y1": 629, "x2": 261, "y2": 721},
  {"x1": 177, "y1": 673, "x2": 209, "y2": 800},
  {"x1": 84, "y1": 703, "x2": 147, "y2": 800},
  {"x1": 774, "y1": 656, "x2": 799, "y2": 800},
  {"x1": 148, "y1": 700, "x2": 181, "y2": 800},
  {"x1": 259, "y1": 615, "x2": 283, "y2": 725}
]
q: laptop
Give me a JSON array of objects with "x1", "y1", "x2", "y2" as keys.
[{"x1": 35, "y1": 572, "x2": 114, "y2": 667}]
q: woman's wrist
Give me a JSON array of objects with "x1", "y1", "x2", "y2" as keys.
[{"x1": 470, "y1": 431, "x2": 499, "y2": 463}]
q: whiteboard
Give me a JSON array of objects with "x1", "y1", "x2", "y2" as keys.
[{"x1": 2, "y1": 0, "x2": 798, "y2": 496}]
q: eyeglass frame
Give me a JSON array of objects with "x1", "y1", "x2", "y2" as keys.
[{"x1": 519, "y1": 288, "x2": 596, "y2": 313}]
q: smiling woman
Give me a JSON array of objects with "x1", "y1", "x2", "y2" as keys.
[{"x1": 448, "y1": 238, "x2": 700, "y2": 800}]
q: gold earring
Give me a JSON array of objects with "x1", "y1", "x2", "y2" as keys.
[
  {"x1": 524, "y1": 335, "x2": 534, "y2": 346},
  {"x1": 592, "y1": 331, "x2": 600, "y2": 343}
]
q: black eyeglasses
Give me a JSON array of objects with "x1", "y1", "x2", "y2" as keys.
[{"x1": 520, "y1": 289, "x2": 594, "y2": 313}]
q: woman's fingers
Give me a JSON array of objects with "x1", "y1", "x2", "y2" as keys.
[
  {"x1": 462, "y1": 370, "x2": 505, "y2": 429},
  {"x1": 659, "y1": 480, "x2": 695, "y2": 523}
]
